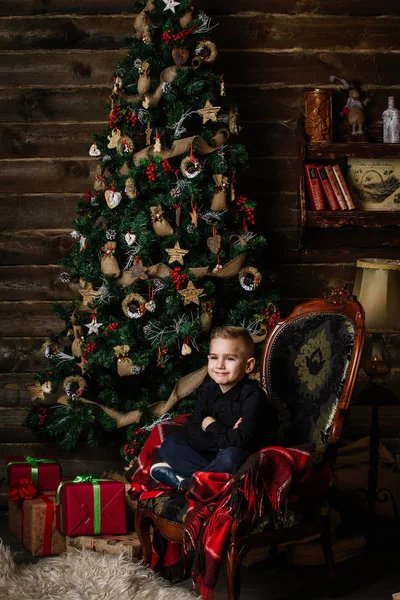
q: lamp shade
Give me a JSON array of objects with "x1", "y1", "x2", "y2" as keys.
[{"x1": 353, "y1": 258, "x2": 400, "y2": 332}]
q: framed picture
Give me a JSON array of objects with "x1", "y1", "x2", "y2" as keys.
[{"x1": 347, "y1": 158, "x2": 400, "y2": 210}]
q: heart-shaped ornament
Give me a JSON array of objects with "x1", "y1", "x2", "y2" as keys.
[
  {"x1": 105, "y1": 190, "x2": 122, "y2": 209},
  {"x1": 145, "y1": 300, "x2": 156, "y2": 313},
  {"x1": 172, "y1": 48, "x2": 189, "y2": 67},
  {"x1": 181, "y1": 343, "x2": 192, "y2": 356},
  {"x1": 125, "y1": 231, "x2": 137, "y2": 246},
  {"x1": 41, "y1": 381, "x2": 52, "y2": 394},
  {"x1": 89, "y1": 143, "x2": 101, "y2": 157},
  {"x1": 207, "y1": 234, "x2": 222, "y2": 255}
]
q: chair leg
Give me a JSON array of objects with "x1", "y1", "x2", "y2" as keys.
[
  {"x1": 225, "y1": 542, "x2": 244, "y2": 600},
  {"x1": 134, "y1": 510, "x2": 153, "y2": 566},
  {"x1": 319, "y1": 512, "x2": 338, "y2": 594}
]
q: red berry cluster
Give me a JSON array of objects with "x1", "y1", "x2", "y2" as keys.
[
  {"x1": 109, "y1": 105, "x2": 122, "y2": 129},
  {"x1": 107, "y1": 322, "x2": 119, "y2": 331},
  {"x1": 123, "y1": 442, "x2": 137, "y2": 456},
  {"x1": 145, "y1": 162, "x2": 156, "y2": 181},
  {"x1": 171, "y1": 266, "x2": 187, "y2": 290},
  {"x1": 161, "y1": 159, "x2": 179, "y2": 175},
  {"x1": 84, "y1": 188, "x2": 95, "y2": 202},
  {"x1": 125, "y1": 111, "x2": 138, "y2": 127},
  {"x1": 265, "y1": 307, "x2": 281, "y2": 328},
  {"x1": 236, "y1": 195, "x2": 256, "y2": 226},
  {"x1": 82, "y1": 341, "x2": 97, "y2": 359},
  {"x1": 161, "y1": 25, "x2": 197, "y2": 45},
  {"x1": 38, "y1": 407, "x2": 48, "y2": 426}
]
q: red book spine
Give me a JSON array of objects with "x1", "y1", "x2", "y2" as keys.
[
  {"x1": 305, "y1": 164, "x2": 325, "y2": 210},
  {"x1": 316, "y1": 166, "x2": 340, "y2": 211},
  {"x1": 325, "y1": 165, "x2": 348, "y2": 210},
  {"x1": 332, "y1": 164, "x2": 356, "y2": 210}
]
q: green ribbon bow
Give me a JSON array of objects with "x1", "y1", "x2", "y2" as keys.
[
  {"x1": 56, "y1": 475, "x2": 107, "y2": 535},
  {"x1": 6, "y1": 456, "x2": 57, "y2": 486}
]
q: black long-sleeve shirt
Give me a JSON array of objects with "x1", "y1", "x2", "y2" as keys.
[{"x1": 183, "y1": 377, "x2": 276, "y2": 455}]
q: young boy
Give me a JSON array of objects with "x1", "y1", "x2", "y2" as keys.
[{"x1": 150, "y1": 326, "x2": 273, "y2": 490}]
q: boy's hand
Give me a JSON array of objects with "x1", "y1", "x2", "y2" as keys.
[
  {"x1": 201, "y1": 416, "x2": 216, "y2": 431},
  {"x1": 233, "y1": 417, "x2": 242, "y2": 430}
]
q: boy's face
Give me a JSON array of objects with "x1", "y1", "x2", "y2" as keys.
[{"x1": 207, "y1": 337, "x2": 255, "y2": 393}]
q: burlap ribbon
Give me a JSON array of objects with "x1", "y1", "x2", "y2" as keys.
[
  {"x1": 71, "y1": 325, "x2": 83, "y2": 358},
  {"x1": 56, "y1": 365, "x2": 208, "y2": 428},
  {"x1": 134, "y1": 128, "x2": 230, "y2": 167}
]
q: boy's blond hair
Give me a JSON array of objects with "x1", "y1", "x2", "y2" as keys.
[{"x1": 210, "y1": 326, "x2": 255, "y2": 358}]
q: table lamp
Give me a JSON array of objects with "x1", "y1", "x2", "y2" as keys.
[{"x1": 353, "y1": 258, "x2": 400, "y2": 387}]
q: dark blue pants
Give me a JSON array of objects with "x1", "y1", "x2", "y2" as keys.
[{"x1": 159, "y1": 433, "x2": 250, "y2": 479}]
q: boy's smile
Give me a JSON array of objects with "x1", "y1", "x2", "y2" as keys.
[{"x1": 208, "y1": 337, "x2": 255, "y2": 393}]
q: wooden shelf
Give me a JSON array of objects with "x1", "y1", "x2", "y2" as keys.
[
  {"x1": 307, "y1": 210, "x2": 400, "y2": 228},
  {"x1": 307, "y1": 142, "x2": 400, "y2": 160}
]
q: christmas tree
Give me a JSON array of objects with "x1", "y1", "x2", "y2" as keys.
[{"x1": 26, "y1": 0, "x2": 279, "y2": 464}]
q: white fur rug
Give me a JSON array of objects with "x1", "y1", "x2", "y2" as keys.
[{"x1": 0, "y1": 542, "x2": 198, "y2": 600}]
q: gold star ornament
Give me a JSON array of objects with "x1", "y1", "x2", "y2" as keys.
[
  {"x1": 178, "y1": 281, "x2": 204, "y2": 306},
  {"x1": 197, "y1": 100, "x2": 221, "y2": 124},
  {"x1": 166, "y1": 241, "x2": 189, "y2": 265}
]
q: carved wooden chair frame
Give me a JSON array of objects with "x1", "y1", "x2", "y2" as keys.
[{"x1": 134, "y1": 289, "x2": 365, "y2": 600}]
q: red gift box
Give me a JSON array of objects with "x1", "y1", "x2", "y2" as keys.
[
  {"x1": 6, "y1": 456, "x2": 61, "y2": 492},
  {"x1": 56, "y1": 477, "x2": 126, "y2": 537},
  {"x1": 8, "y1": 491, "x2": 66, "y2": 556}
]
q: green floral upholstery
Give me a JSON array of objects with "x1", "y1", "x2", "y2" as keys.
[
  {"x1": 140, "y1": 491, "x2": 188, "y2": 524},
  {"x1": 267, "y1": 313, "x2": 355, "y2": 450}
]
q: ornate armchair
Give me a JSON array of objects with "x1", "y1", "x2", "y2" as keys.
[{"x1": 134, "y1": 289, "x2": 365, "y2": 600}]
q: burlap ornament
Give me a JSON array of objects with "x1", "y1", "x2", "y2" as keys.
[
  {"x1": 101, "y1": 242, "x2": 120, "y2": 277},
  {"x1": 78, "y1": 281, "x2": 101, "y2": 312},
  {"x1": 107, "y1": 128, "x2": 122, "y2": 149},
  {"x1": 119, "y1": 162, "x2": 130, "y2": 175},
  {"x1": 125, "y1": 177, "x2": 137, "y2": 199},
  {"x1": 71, "y1": 325, "x2": 84, "y2": 358},
  {"x1": 200, "y1": 301, "x2": 213, "y2": 333},
  {"x1": 150, "y1": 205, "x2": 173, "y2": 237},
  {"x1": 93, "y1": 166, "x2": 107, "y2": 191},
  {"x1": 138, "y1": 61, "x2": 151, "y2": 94},
  {"x1": 211, "y1": 174, "x2": 229, "y2": 211},
  {"x1": 172, "y1": 48, "x2": 189, "y2": 66},
  {"x1": 114, "y1": 345, "x2": 133, "y2": 377},
  {"x1": 179, "y1": 10, "x2": 192, "y2": 27},
  {"x1": 133, "y1": 0, "x2": 154, "y2": 39}
]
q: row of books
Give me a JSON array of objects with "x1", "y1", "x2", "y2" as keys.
[{"x1": 305, "y1": 163, "x2": 356, "y2": 211}]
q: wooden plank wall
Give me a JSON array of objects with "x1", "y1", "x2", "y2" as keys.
[{"x1": 1, "y1": 0, "x2": 400, "y2": 494}]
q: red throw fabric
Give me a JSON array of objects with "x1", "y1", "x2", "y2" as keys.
[{"x1": 130, "y1": 419, "x2": 333, "y2": 600}]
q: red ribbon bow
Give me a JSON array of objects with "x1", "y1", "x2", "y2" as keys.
[{"x1": 8, "y1": 478, "x2": 37, "y2": 504}]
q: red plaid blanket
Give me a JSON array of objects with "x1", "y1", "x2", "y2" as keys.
[{"x1": 130, "y1": 418, "x2": 333, "y2": 600}]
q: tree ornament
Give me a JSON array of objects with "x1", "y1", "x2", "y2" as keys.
[
  {"x1": 171, "y1": 266, "x2": 187, "y2": 290},
  {"x1": 172, "y1": 48, "x2": 189, "y2": 66},
  {"x1": 105, "y1": 188, "x2": 122, "y2": 209},
  {"x1": 239, "y1": 266, "x2": 262, "y2": 291},
  {"x1": 189, "y1": 199, "x2": 198, "y2": 228},
  {"x1": 145, "y1": 286, "x2": 156, "y2": 312},
  {"x1": 131, "y1": 364, "x2": 145, "y2": 375},
  {"x1": 178, "y1": 280, "x2": 204, "y2": 306},
  {"x1": 145, "y1": 162, "x2": 156, "y2": 181},
  {"x1": 166, "y1": 241, "x2": 189, "y2": 265},
  {"x1": 101, "y1": 241, "x2": 120, "y2": 278},
  {"x1": 194, "y1": 40, "x2": 217, "y2": 65},
  {"x1": 181, "y1": 339, "x2": 192, "y2": 355},
  {"x1": 197, "y1": 99, "x2": 221, "y2": 124},
  {"x1": 85, "y1": 314, "x2": 103, "y2": 335},
  {"x1": 207, "y1": 224, "x2": 221, "y2": 254},
  {"x1": 93, "y1": 165, "x2": 107, "y2": 191},
  {"x1": 107, "y1": 127, "x2": 122, "y2": 149},
  {"x1": 157, "y1": 344, "x2": 169, "y2": 368},
  {"x1": 125, "y1": 177, "x2": 137, "y2": 199},
  {"x1": 42, "y1": 340, "x2": 59, "y2": 358},
  {"x1": 137, "y1": 61, "x2": 151, "y2": 94},
  {"x1": 122, "y1": 293, "x2": 147, "y2": 319},
  {"x1": 114, "y1": 345, "x2": 133, "y2": 377},
  {"x1": 145, "y1": 121, "x2": 153, "y2": 146},
  {"x1": 153, "y1": 131, "x2": 162, "y2": 153},
  {"x1": 171, "y1": 187, "x2": 180, "y2": 199},
  {"x1": 41, "y1": 380, "x2": 52, "y2": 394},
  {"x1": 211, "y1": 174, "x2": 229, "y2": 211},
  {"x1": 150, "y1": 205, "x2": 174, "y2": 237},
  {"x1": 125, "y1": 230, "x2": 137, "y2": 246},
  {"x1": 200, "y1": 301, "x2": 213, "y2": 333},
  {"x1": 78, "y1": 281, "x2": 101, "y2": 312},
  {"x1": 212, "y1": 256, "x2": 224, "y2": 273},
  {"x1": 220, "y1": 74, "x2": 226, "y2": 97},
  {"x1": 120, "y1": 134, "x2": 134, "y2": 153},
  {"x1": 59, "y1": 272, "x2": 70, "y2": 284},
  {"x1": 64, "y1": 375, "x2": 87, "y2": 399},
  {"x1": 106, "y1": 229, "x2": 116, "y2": 241},
  {"x1": 142, "y1": 95, "x2": 150, "y2": 110},
  {"x1": 142, "y1": 18, "x2": 152, "y2": 44},
  {"x1": 71, "y1": 325, "x2": 84, "y2": 357},
  {"x1": 76, "y1": 357, "x2": 87, "y2": 374},
  {"x1": 89, "y1": 143, "x2": 101, "y2": 157},
  {"x1": 181, "y1": 155, "x2": 201, "y2": 179},
  {"x1": 163, "y1": 0, "x2": 180, "y2": 12}
]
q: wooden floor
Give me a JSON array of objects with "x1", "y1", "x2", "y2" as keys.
[{"x1": 1, "y1": 510, "x2": 400, "y2": 600}]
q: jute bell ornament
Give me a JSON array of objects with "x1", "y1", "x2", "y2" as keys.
[
  {"x1": 211, "y1": 174, "x2": 229, "y2": 211},
  {"x1": 150, "y1": 205, "x2": 173, "y2": 237},
  {"x1": 101, "y1": 241, "x2": 120, "y2": 277},
  {"x1": 200, "y1": 301, "x2": 213, "y2": 333},
  {"x1": 71, "y1": 325, "x2": 84, "y2": 358},
  {"x1": 93, "y1": 166, "x2": 107, "y2": 191},
  {"x1": 138, "y1": 61, "x2": 151, "y2": 94}
]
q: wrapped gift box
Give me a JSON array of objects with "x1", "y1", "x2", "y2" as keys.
[
  {"x1": 8, "y1": 491, "x2": 66, "y2": 556},
  {"x1": 57, "y1": 478, "x2": 126, "y2": 536},
  {"x1": 6, "y1": 456, "x2": 61, "y2": 492},
  {"x1": 66, "y1": 533, "x2": 141, "y2": 559}
]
